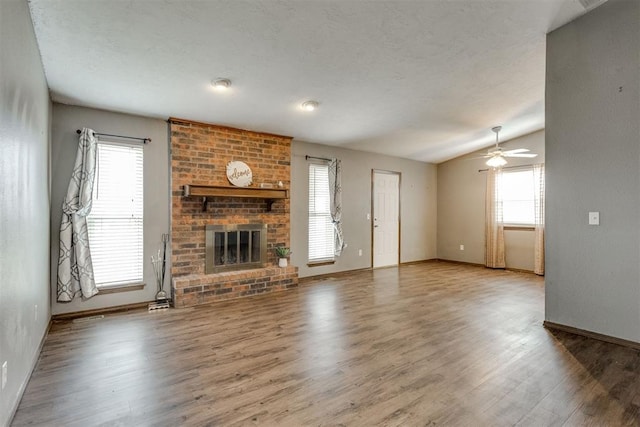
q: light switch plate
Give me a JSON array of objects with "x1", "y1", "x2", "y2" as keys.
[{"x1": 589, "y1": 212, "x2": 600, "y2": 225}]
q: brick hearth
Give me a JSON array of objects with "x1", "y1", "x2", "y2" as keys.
[
  {"x1": 169, "y1": 118, "x2": 298, "y2": 307},
  {"x1": 172, "y1": 266, "x2": 298, "y2": 308}
]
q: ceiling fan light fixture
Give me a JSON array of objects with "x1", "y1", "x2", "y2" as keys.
[
  {"x1": 211, "y1": 78, "x2": 232, "y2": 90},
  {"x1": 486, "y1": 155, "x2": 507, "y2": 168},
  {"x1": 485, "y1": 125, "x2": 507, "y2": 167},
  {"x1": 301, "y1": 100, "x2": 319, "y2": 112}
]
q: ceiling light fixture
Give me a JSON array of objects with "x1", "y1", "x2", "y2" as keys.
[
  {"x1": 211, "y1": 78, "x2": 232, "y2": 90},
  {"x1": 486, "y1": 126, "x2": 506, "y2": 167},
  {"x1": 486, "y1": 153, "x2": 508, "y2": 168},
  {"x1": 483, "y1": 125, "x2": 538, "y2": 167},
  {"x1": 301, "y1": 100, "x2": 319, "y2": 112}
]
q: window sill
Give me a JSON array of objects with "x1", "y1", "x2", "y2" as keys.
[
  {"x1": 307, "y1": 260, "x2": 335, "y2": 267},
  {"x1": 97, "y1": 283, "x2": 145, "y2": 295},
  {"x1": 504, "y1": 225, "x2": 535, "y2": 231}
]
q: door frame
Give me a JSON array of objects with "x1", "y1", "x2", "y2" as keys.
[{"x1": 371, "y1": 169, "x2": 401, "y2": 268}]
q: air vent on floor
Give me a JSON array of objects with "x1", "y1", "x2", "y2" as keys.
[{"x1": 149, "y1": 300, "x2": 170, "y2": 311}]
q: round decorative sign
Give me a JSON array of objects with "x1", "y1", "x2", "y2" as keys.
[{"x1": 226, "y1": 161, "x2": 253, "y2": 187}]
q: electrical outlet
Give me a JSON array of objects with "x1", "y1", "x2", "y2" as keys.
[
  {"x1": 589, "y1": 212, "x2": 600, "y2": 225},
  {"x1": 358, "y1": 249, "x2": 362, "y2": 256},
  {"x1": 35, "y1": 304, "x2": 38, "y2": 322},
  {"x1": 2, "y1": 361, "x2": 7, "y2": 390},
  {"x1": 459, "y1": 245, "x2": 465, "y2": 251}
]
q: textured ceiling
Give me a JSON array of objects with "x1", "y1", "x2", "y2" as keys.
[{"x1": 28, "y1": 0, "x2": 590, "y2": 163}]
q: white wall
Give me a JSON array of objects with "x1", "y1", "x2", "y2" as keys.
[
  {"x1": 50, "y1": 104, "x2": 170, "y2": 315},
  {"x1": 291, "y1": 141, "x2": 437, "y2": 278},
  {"x1": 437, "y1": 130, "x2": 545, "y2": 271},
  {"x1": 545, "y1": 0, "x2": 640, "y2": 341},
  {"x1": 0, "y1": 1, "x2": 51, "y2": 424}
]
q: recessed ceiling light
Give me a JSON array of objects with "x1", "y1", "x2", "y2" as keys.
[
  {"x1": 211, "y1": 78, "x2": 232, "y2": 90},
  {"x1": 301, "y1": 100, "x2": 319, "y2": 112}
]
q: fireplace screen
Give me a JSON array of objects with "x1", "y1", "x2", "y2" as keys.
[{"x1": 205, "y1": 224, "x2": 267, "y2": 273}]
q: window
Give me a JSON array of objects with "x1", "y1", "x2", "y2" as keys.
[
  {"x1": 87, "y1": 141, "x2": 143, "y2": 287},
  {"x1": 500, "y1": 168, "x2": 537, "y2": 225},
  {"x1": 308, "y1": 163, "x2": 334, "y2": 262}
]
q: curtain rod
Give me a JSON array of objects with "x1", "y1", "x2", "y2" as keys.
[
  {"x1": 478, "y1": 164, "x2": 537, "y2": 173},
  {"x1": 76, "y1": 129, "x2": 151, "y2": 144},
  {"x1": 305, "y1": 155, "x2": 332, "y2": 162}
]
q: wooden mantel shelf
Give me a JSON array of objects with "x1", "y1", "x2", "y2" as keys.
[{"x1": 182, "y1": 184, "x2": 288, "y2": 211}]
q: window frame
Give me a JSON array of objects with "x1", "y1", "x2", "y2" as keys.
[
  {"x1": 86, "y1": 140, "x2": 144, "y2": 290},
  {"x1": 500, "y1": 166, "x2": 538, "y2": 228},
  {"x1": 307, "y1": 162, "x2": 335, "y2": 265}
]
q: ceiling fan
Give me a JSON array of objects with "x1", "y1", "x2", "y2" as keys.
[{"x1": 483, "y1": 126, "x2": 537, "y2": 167}]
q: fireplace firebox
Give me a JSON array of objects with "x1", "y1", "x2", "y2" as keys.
[{"x1": 205, "y1": 224, "x2": 267, "y2": 273}]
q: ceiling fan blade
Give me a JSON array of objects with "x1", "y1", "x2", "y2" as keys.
[
  {"x1": 505, "y1": 153, "x2": 538, "y2": 158},
  {"x1": 502, "y1": 148, "x2": 530, "y2": 155}
]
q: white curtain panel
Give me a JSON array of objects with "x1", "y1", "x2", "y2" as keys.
[
  {"x1": 328, "y1": 158, "x2": 346, "y2": 256},
  {"x1": 57, "y1": 128, "x2": 98, "y2": 302},
  {"x1": 533, "y1": 164, "x2": 545, "y2": 275},
  {"x1": 485, "y1": 168, "x2": 506, "y2": 269}
]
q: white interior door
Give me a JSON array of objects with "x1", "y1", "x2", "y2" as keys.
[{"x1": 373, "y1": 171, "x2": 400, "y2": 268}]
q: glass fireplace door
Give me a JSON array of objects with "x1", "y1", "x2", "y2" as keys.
[{"x1": 206, "y1": 224, "x2": 267, "y2": 273}]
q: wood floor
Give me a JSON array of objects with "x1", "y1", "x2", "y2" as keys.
[{"x1": 12, "y1": 261, "x2": 640, "y2": 426}]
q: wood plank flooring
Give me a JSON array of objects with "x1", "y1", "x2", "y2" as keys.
[{"x1": 12, "y1": 261, "x2": 640, "y2": 426}]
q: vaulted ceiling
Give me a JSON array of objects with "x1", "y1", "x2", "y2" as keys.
[{"x1": 28, "y1": 0, "x2": 593, "y2": 162}]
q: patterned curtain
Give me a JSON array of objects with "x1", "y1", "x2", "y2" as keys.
[
  {"x1": 57, "y1": 128, "x2": 99, "y2": 302},
  {"x1": 533, "y1": 164, "x2": 545, "y2": 275},
  {"x1": 328, "y1": 158, "x2": 346, "y2": 256},
  {"x1": 485, "y1": 167, "x2": 506, "y2": 268}
]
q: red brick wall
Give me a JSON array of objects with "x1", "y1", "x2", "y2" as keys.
[{"x1": 169, "y1": 118, "x2": 297, "y2": 306}]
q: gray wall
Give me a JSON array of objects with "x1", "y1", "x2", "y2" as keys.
[
  {"x1": 545, "y1": 0, "x2": 640, "y2": 341},
  {"x1": 0, "y1": 0, "x2": 51, "y2": 425},
  {"x1": 291, "y1": 141, "x2": 437, "y2": 278},
  {"x1": 437, "y1": 130, "x2": 545, "y2": 271},
  {"x1": 50, "y1": 104, "x2": 170, "y2": 315}
]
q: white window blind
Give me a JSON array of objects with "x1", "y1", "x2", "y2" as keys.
[
  {"x1": 308, "y1": 163, "x2": 334, "y2": 262},
  {"x1": 87, "y1": 141, "x2": 143, "y2": 287},
  {"x1": 500, "y1": 168, "x2": 536, "y2": 225}
]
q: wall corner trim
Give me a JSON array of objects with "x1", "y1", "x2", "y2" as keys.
[
  {"x1": 543, "y1": 321, "x2": 640, "y2": 351},
  {"x1": 8, "y1": 318, "x2": 52, "y2": 426}
]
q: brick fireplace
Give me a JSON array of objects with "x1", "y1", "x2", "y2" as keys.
[{"x1": 169, "y1": 118, "x2": 298, "y2": 308}]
